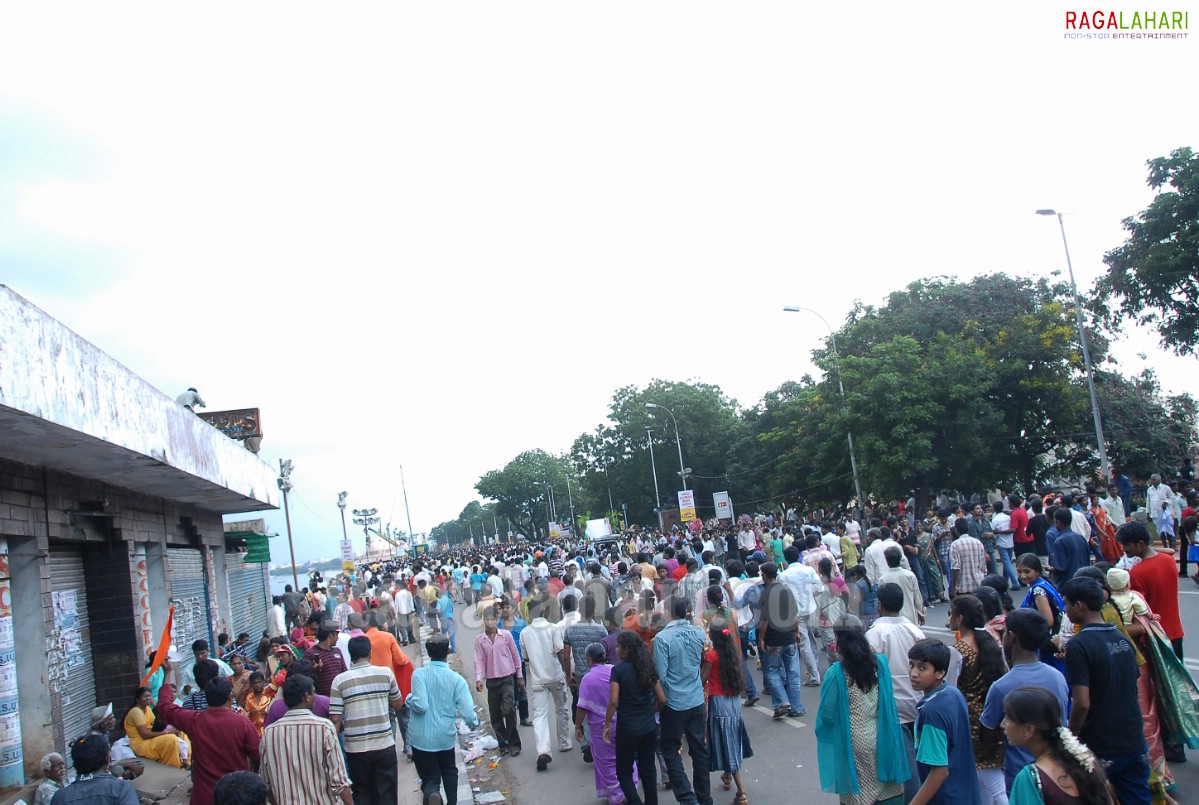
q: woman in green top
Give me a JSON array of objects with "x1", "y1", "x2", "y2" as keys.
[
  {"x1": 1002, "y1": 686, "x2": 1114, "y2": 804},
  {"x1": 769, "y1": 531, "x2": 785, "y2": 565},
  {"x1": 915, "y1": 521, "x2": 945, "y2": 602}
]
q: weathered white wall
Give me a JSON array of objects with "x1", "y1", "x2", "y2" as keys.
[{"x1": 0, "y1": 286, "x2": 277, "y2": 511}]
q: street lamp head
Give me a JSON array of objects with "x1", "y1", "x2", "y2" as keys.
[
  {"x1": 645, "y1": 402, "x2": 660, "y2": 410},
  {"x1": 782, "y1": 305, "x2": 801, "y2": 312},
  {"x1": 1035, "y1": 209, "x2": 1057, "y2": 216}
]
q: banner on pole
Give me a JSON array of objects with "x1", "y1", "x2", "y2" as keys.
[
  {"x1": 340, "y1": 539, "x2": 354, "y2": 573},
  {"x1": 678, "y1": 490, "x2": 696, "y2": 522},
  {"x1": 713, "y1": 491, "x2": 733, "y2": 521}
]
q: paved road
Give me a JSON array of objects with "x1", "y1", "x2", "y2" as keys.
[{"x1": 454, "y1": 580, "x2": 1199, "y2": 805}]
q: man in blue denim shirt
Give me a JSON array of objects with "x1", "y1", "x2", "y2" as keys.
[
  {"x1": 408, "y1": 636, "x2": 479, "y2": 805},
  {"x1": 50, "y1": 734, "x2": 138, "y2": 805},
  {"x1": 652, "y1": 597, "x2": 712, "y2": 805}
]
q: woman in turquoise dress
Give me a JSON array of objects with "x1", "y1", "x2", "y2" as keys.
[{"x1": 816, "y1": 614, "x2": 909, "y2": 804}]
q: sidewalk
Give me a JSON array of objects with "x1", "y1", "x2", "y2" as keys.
[{"x1": 0, "y1": 758, "x2": 191, "y2": 805}]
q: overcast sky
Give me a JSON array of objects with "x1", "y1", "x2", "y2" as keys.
[{"x1": 2, "y1": 3, "x2": 1195, "y2": 563}]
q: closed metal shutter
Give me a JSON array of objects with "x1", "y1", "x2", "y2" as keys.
[
  {"x1": 48, "y1": 553, "x2": 95, "y2": 755},
  {"x1": 226, "y1": 553, "x2": 268, "y2": 643},
  {"x1": 166, "y1": 548, "x2": 212, "y2": 688}
]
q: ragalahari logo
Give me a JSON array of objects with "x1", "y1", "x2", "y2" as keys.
[{"x1": 1063, "y1": 9, "x2": 1190, "y2": 39}]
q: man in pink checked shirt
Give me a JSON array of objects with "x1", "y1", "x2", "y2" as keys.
[{"x1": 475, "y1": 604, "x2": 524, "y2": 756}]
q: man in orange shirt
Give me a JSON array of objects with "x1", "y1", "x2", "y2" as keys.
[{"x1": 365, "y1": 611, "x2": 415, "y2": 758}]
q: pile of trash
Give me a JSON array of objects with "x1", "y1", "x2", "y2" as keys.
[{"x1": 459, "y1": 716, "x2": 509, "y2": 802}]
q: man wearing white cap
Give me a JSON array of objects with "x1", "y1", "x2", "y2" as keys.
[{"x1": 89, "y1": 704, "x2": 145, "y2": 781}]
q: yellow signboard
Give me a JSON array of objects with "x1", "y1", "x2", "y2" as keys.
[{"x1": 678, "y1": 490, "x2": 696, "y2": 522}]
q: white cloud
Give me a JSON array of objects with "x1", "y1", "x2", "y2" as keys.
[{"x1": 1, "y1": 1, "x2": 1195, "y2": 560}]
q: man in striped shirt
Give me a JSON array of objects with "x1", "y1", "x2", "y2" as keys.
[
  {"x1": 259, "y1": 674, "x2": 353, "y2": 805},
  {"x1": 302, "y1": 623, "x2": 347, "y2": 697},
  {"x1": 330, "y1": 635, "x2": 404, "y2": 805}
]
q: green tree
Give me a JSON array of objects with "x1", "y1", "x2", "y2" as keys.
[
  {"x1": 824, "y1": 275, "x2": 1098, "y2": 503},
  {"x1": 1095, "y1": 147, "x2": 1199, "y2": 356},
  {"x1": 475, "y1": 449, "x2": 575, "y2": 537},
  {"x1": 1096, "y1": 367, "x2": 1199, "y2": 481},
  {"x1": 747, "y1": 378, "x2": 849, "y2": 507},
  {"x1": 569, "y1": 380, "x2": 750, "y2": 525}
]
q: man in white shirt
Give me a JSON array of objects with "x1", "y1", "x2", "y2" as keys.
[
  {"x1": 175, "y1": 387, "x2": 206, "y2": 411},
  {"x1": 779, "y1": 546, "x2": 823, "y2": 685},
  {"x1": 487, "y1": 570, "x2": 505, "y2": 599},
  {"x1": 866, "y1": 583, "x2": 926, "y2": 725},
  {"x1": 1059, "y1": 494, "x2": 1091, "y2": 541},
  {"x1": 879, "y1": 546, "x2": 924, "y2": 627},
  {"x1": 1147, "y1": 473, "x2": 1171, "y2": 514},
  {"x1": 866, "y1": 583, "x2": 927, "y2": 803},
  {"x1": 698, "y1": 552, "x2": 726, "y2": 584},
  {"x1": 863, "y1": 527, "x2": 910, "y2": 585},
  {"x1": 1102, "y1": 484, "x2": 1127, "y2": 526},
  {"x1": 393, "y1": 584, "x2": 416, "y2": 645},
  {"x1": 737, "y1": 525, "x2": 758, "y2": 559},
  {"x1": 820, "y1": 524, "x2": 842, "y2": 561},
  {"x1": 1146, "y1": 474, "x2": 1172, "y2": 541},
  {"x1": 844, "y1": 517, "x2": 862, "y2": 547},
  {"x1": 520, "y1": 611, "x2": 573, "y2": 770},
  {"x1": 506, "y1": 562, "x2": 528, "y2": 598},
  {"x1": 268, "y1": 597, "x2": 287, "y2": 639}
]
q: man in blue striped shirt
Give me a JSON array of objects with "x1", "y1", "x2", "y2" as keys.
[{"x1": 409, "y1": 636, "x2": 479, "y2": 805}]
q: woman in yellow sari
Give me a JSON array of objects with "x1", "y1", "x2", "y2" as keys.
[{"x1": 124, "y1": 686, "x2": 190, "y2": 768}]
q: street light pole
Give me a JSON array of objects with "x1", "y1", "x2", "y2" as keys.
[
  {"x1": 352, "y1": 507, "x2": 379, "y2": 558},
  {"x1": 646, "y1": 403, "x2": 688, "y2": 490},
  {"x1": 782, "y1": 305, "x2": 865, "y2": 513},
  {"x1": 399, "y1": 464, "x2": 416, "y2": 554},
  {"x1": 1037, "y1": 209, "x2": 1110, "y2": 481},
  {"x1": 278, "y1": 460, "x2": 299, "y2": 591},
  {"x1": 337, "y1": 491, "x2": 349, "y2": 542},
  {"x1": 646, "y1": 427, "x2": 664, "y2": 531},
  {"x1": 565, "y1": 475, "x2": 576, "y2": 534}
]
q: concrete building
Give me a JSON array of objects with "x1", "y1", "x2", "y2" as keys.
[{"x1": 0, "y1": 286, "x2": 277, "y2": 787}]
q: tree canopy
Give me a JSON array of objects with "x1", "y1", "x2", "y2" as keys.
[
  {"x1": 1095, "y1": 147, "x2": 1199, "y2": 356},
  {"x1": 423, "y1": 271, "x2": 1196, "y2": 540}
]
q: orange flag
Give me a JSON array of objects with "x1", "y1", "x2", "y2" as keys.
[{"x1": 140, "y1": 606, "x2": 174, "y2": 687}]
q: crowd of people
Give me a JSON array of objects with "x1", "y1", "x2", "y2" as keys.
[{"x1": 33, "y1": 469, "x2": 1199, "y2": 805}]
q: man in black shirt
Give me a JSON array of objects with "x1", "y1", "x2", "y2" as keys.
[
  {"x1": 1026, "y1": 498, "x2": 1051, "y2": 560},
  {"x1": 756, "y1": 563, "x2": 805, "y2": 719},
  {"x1": 1062, "y1": 577, "x2": 1149, "y2": 805}
]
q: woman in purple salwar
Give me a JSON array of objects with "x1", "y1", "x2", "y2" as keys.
[{"x1": 576, "y1": 642, "x2": 633, "y2": 804}]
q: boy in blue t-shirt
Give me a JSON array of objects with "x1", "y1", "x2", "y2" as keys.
[
  {"x1": 908, "y1": 638, "x2": 981, "y2": 805},
  {"x1": 979, "y1": 608, "x2": 1070, "y2": 793}
]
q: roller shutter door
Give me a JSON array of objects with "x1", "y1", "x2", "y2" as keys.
[
  {"x1": 166, "y1": 548, "x2": 212, "y2": 687},
  {"x1": 226, "y1": 553, "x2": 268, "y2": 642},
  {"x1": 48, "y1": 553, "x2": 95, "y2": 755}
]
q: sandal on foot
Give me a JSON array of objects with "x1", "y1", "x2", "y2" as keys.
[
  {"x1": 734, "y1": 793, "x2": 748, "y2": 804},
  {"x1": 721, "y1": 773, "x2": 732, "y2": 790}
]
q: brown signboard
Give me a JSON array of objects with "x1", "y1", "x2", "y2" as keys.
[{"x1": 198, "y1": 408, "x2": 262, "y2": 440}]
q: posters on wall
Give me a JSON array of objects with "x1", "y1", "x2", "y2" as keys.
[{"x1": 51, "y1": 591, "x2": 84, "y2": 670}]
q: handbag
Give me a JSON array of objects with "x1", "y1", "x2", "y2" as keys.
[{"x1": 1187, "y1": 544, "x2": 1199, "y2": 564}]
